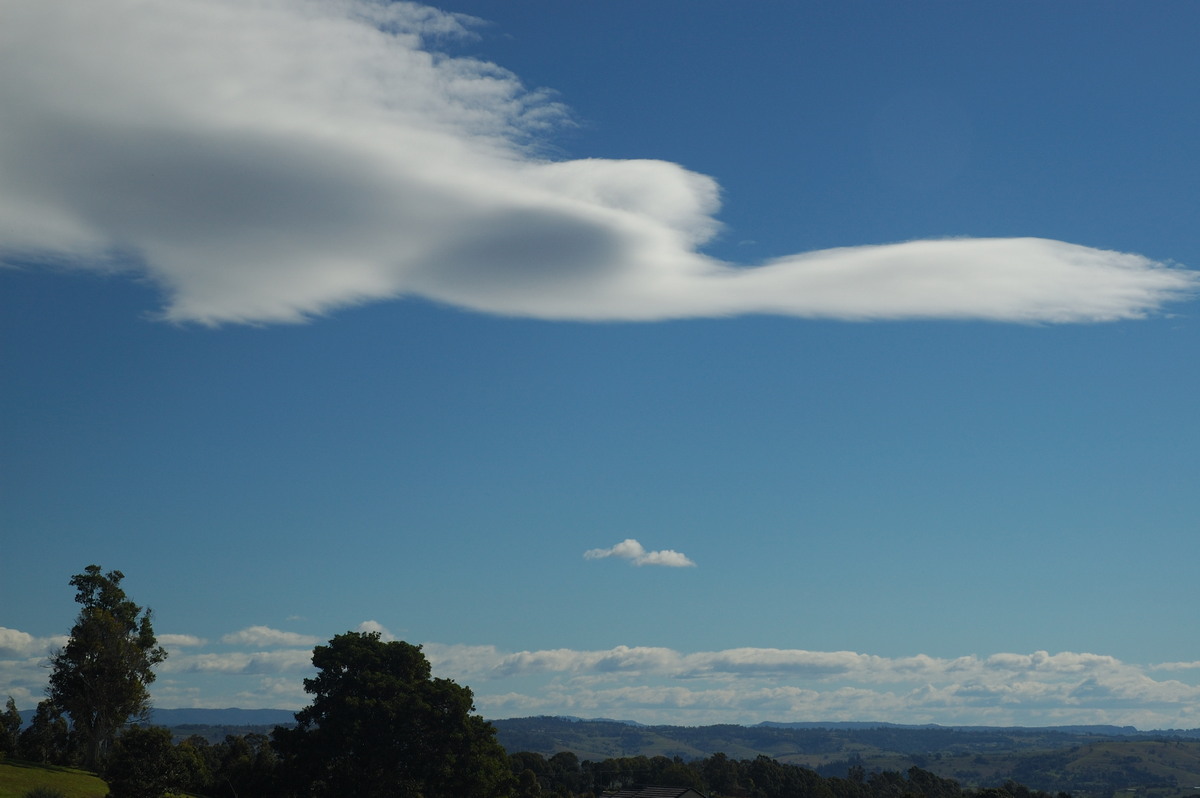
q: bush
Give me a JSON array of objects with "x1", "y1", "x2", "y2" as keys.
[{"x1": 105, "y1": 726, "x2": 182, "y2": 798}]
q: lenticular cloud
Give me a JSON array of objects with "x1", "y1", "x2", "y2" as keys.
[{"x1": 0, "y1": 0, "x2": 1194, "y2": 325}]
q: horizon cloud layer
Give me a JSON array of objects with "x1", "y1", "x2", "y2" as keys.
[
  {"x1": 5, "y1": 624, "x2": 1200, "y2": 729},
  {"x1": 1, "y1": 0, "x2": 1195, "y2": 325}
]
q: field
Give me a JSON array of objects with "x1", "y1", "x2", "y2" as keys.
[{"x1": 0, "y1": 758, "x2": 107, "y2": 798}]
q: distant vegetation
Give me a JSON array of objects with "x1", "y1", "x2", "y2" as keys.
[{"x1": 491, "y1": 717, "x2": 1200, "y2": 798}]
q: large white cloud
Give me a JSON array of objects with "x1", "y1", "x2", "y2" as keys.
[
  {"x1": 356, "y1": 620, "x2": 398, "y2": 641},
  {"x1": 220, "y1": 625, "x2": 321, "y2": 648},
  {"x1": 0, "y1": 0, "x2": 1194, "y2": 325},
  {"x1": 162, "y1": 649, "x2": 314, "y2": 675},
  {"x1": 0, "y1": 628, "x2": 69, "y2": 708},
  {"x1": 0, "y1": 627, "x2": 68, "y2": 659}
]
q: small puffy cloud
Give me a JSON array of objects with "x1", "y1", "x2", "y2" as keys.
[
  {"x1": 681, "y1": 648, "x2": 874, "y2": 679},
  {"x1": 584, "y1": 538, "x2": 696, "y2": 568},
  {"x1": 984, "y1": 650, "x2": 1123, "y2": 674},
  {"x1": 159, "y1": 634, "x2": 207, "y2": 648},
  {"x1": 356, "y1": 620, "x2": 397, "y2": 641},
  {"x1": 234, "y1": 677, "x2": 310, "y2": 709},
  {"x1": 423, "y1": 643, "x2": 509, "y2": 677},
  {"x1": 0, "y1": 667, "x2": 45, "y2": 710},
  {"x1": 220, "y1": 626, "x2": 320, "y2": 648},
  {"x1": 162, "y1": 649, "x2": 314, "y2": 675},
  {"x1": 0, "y1": 627, "x2": 67, "y2": 658},
  {"x1": 0, "y1": 628, "x2": 67, "y2": 708},
  {"x1": 0, "y1": 627, "x2": 40, "y2": 658},
  {"x1": 1151, "y1": 660, "x2": 1200, "y2": 671},
  {"x1": 425, "y1": 643, "x2": 685, "y2": 680},
  {"x1": 0, "y1": 0, "x2": 1194, "y2": 326}
]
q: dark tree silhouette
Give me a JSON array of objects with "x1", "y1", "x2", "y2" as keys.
[{"x1": 273, "y1": 631, "x2": 512, "y2": 798}]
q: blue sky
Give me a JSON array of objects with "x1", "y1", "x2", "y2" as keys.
[{"x1": 3, "y1": 0, "x2": 1200, "y2": 728}]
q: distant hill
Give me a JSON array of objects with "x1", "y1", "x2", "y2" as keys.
[
  {"x1": 490, "y1": 716, "x2": 1200, "y2": 758},
  {"x1": 756, "y1": 720, "x2": 1143, "y2": 736},
  {"x1": 488, "y1": 716, "x2": 1200, "y2": 795},
  {"x1": 15, "y1": 706, "x2": 297, "y2": 728},
  {"x1": 148, "y1": 707, "x2": 296, "y2": 726}
]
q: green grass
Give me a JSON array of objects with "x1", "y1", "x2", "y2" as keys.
[{"x1": 0, "y1": 758, "x2": 107, "y2": 798}]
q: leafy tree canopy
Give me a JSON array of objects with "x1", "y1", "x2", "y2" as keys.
[
  {"x1": 19, "y1": 700, "x2": 71, "y2": 765},
  {"x1": 104, "y1": 725, "x2": 182, "y2": 798},
  {"x1": 273, "y1": 631, "x2": 512, "y2": 798},
  {"x1": 47, "y1": 565, "x2": 166, "y2": 769},
  {"x1": 1, "y1": 696, "x2": 21, "y2": 756}
]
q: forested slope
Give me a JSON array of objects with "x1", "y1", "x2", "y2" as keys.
[{"x1": 491, "y1": 717, "x2": 1200, "y2": 797}]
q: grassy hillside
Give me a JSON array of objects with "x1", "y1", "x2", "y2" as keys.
[{"x1": 0, "y1": 758, "x2": 107, "y2": 798}]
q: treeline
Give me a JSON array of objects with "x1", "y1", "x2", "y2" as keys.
[
  {"x1": 9, "y1": 720, "x2": 1069, "y2": 798},
  {"x1": 490, "y1": 717, "x2": 1118, "y2": 765},
  {"x1": 3, "y1": 698, "x2": 71, "y2": 765},
  {"x1": 2, "y1": 709, "x2": 281, "y2": 796},
  {"x1": 506, "y1": 749, "x2": 1070, "y2": 798}
]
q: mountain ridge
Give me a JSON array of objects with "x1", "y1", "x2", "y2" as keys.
[{"x1": 13, "y1": 707, "x2": 1194, "y2": 737}]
